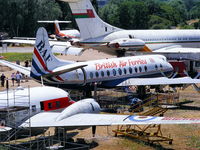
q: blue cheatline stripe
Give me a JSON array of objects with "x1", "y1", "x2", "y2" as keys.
[
  {"x1": 30, "y1": 72, "x2": 41, "y2": 80},
  {"x1": 30, "y1": 72, "x2": 58, "y2": 83},
  {"x1": 32, "y1": 59, "x2": 46, "y2": 76}
]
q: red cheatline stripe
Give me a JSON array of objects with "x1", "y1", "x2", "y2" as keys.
[
  {"x1": 34, "y1": 48, "x2": 48, "y2": 71},
  {"x1": 34, "y1": 47, "x2": 64, "y2": 81}
]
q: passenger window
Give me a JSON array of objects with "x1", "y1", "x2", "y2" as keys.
[
  {"x1": 155, "y1": 65, "x2": 158, "y2": 70},
  {"x1": 56, "y1": 101, "x2": 60, "y2": 108},
  {"x1": 118, "y1": 68, "x2": 122, "y2": 75},
  {"x1": 95, "y1": 72, "x2": 99, "y2": 78},
  {"x1": 139, "y1": 67, "x2": 142, "y2": 72},
  {"x1": 48, "y1": 103, "x2": 52, "y2": 109},
  {"x1": 124, "y1": 68, "x2": 127, "y2": 74},
  {"x1": 113, "y1": 69, "x2": 116, "y2": 76},
  {"x1": 144, "y1": 66, "x2": 147, "y2": 72},
  {"x1": 90, "y1": 72, "x2": 93, "y2": 79},
  {"x1": 129, "y1": 67, "x2": 132, "y2": 74},
  {"x1": 160, "y1": 64, "x2": 163, "y2": 68},
  {"x1": 135, "y1": 67, "x2": 138, "y2": 73},
  {"x1": 101, "y1": 71, "x2": 104, "y2": 77},
  {"x1": 107, "y1": 70, "x2": 110, "y2": 76}
]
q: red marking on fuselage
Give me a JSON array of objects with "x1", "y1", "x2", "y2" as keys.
[
  {"x1": 34, "y1": 47, "x2": 64, "y2": 81},
  {"x1": 42, "y1": 97, "x2": 75, "y2": 111}
]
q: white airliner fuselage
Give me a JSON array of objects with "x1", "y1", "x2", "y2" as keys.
[
  {"x1": 60, "y1": 0, "x2": 200, "y2": 56},
  {"x1": 29, "y1": 28, "x2": 173, "y2": 89}
]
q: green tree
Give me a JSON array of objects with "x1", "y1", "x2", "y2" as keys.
[
  {"x1": 99, "y1": 4, "x2": 120, "y2": 26},
  {"x1": 148, "y1": 15, "x2": 172, "y2": 29},
  {"x1": 118, "y1": 1, "x2": 149, "y2": 29}
]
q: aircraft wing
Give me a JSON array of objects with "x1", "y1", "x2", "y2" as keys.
[
  {"x1": 1, "y1": 39, "x2": 84, "y2": 56},
  {"x1": 0, "y1": 60, "x2": 31, "y2": 76},
  {"x1": 20, "y1": 112, "x2": 200, "y2": 128},
  {"x1": 1, "y1": 39, "x2": 35, "y2": 45},
  {"x1": 154, "y1": 47, "x2": 200, "y2": 53},
  {"x1": 0, "y1": 126, "x2": 12, "y2": 132},
  {"x1": 117, "y1": 77, "x2": 200, "y2": 86}
]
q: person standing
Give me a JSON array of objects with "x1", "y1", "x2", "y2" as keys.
[
  {"x1": 11, "y1": 73, "x2": 15, "y2": 86},
  {"x1": 15, "y1": 72, "x2": 22, "y2": 86},
  {"x1": 0, "y1": 73, "x2": 6, "y2": 87}
]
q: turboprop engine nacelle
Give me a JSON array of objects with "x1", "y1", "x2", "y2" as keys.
[
  {"x1": 108, "y1": 38, "x2": 145, "y2": 50},
  {"x1": 56, "y1": 98, "x2": 100, "y2": 121}
]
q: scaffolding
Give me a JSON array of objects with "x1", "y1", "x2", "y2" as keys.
[{"x1": 0, "y1": 86, "x2": 90, "y2": 150}]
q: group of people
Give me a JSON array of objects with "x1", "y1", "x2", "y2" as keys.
[{"x1": 0, "y1": 71, "x2": 23, "y2": 87}]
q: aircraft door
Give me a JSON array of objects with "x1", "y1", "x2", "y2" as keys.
[{"x1": 65, "y1": 68, "x2": 86, "y2": 85}]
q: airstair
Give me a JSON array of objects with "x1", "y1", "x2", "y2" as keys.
[{"x1": 113, "y1": 95, "x2": 173, "y2": 145}]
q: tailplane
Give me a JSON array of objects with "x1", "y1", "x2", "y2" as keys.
[
  {"x1": 59, "y1": 0, "x2": 121, "y2": 40},
  {"x1": 30, "y1": 27, "x2": 66, "y2": 78}
]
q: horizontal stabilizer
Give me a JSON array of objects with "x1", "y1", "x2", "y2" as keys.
[
  {"x1": 1, "y1": 39, "x2": 35, "y2": 45},
  {"x1": 0, "y1": 60, "x2": 31, "y2": 76},
  {"x1": 44, "y1": 62, "x2": 87, "y2": 77},
  {"x1": 38, "y1": 20, "x2": 72, "y2": 24},
  {"x1": 117, "y1": 77, "x2": 200, "y2": 86}
]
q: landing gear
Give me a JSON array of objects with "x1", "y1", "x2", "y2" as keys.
[
  {"x1": 137, "y1": 86, "x2": 146, "y2": 99},
  {"x1": 116, "y1": 50, "x2": 125, "y2": 57}
]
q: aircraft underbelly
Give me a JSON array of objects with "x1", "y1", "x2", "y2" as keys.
[{"x1": 147, "y1": 42, "x2": 200, "y2": 50}]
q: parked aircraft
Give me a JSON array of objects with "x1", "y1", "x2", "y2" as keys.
[
  {"x1": 0, "y1": 86, "x2": 74, "y2": 133},
  {"x1": 1, "y1": 86, "x2": 200, "y2": 138},
  {"x1": 1, "y1": 27, "x2": 200, "y2": 92},
  {"x1": 1, "y1": 20, "x2": 83, "y2": 56},
  {"x1": 59, "y1": 0, "x2": 200, "y2": 56},
  {"x1": 38, "y1": 20, "x2": 80, "y2": 41}
]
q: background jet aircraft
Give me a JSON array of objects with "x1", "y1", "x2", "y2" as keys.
[
  {"x1": 38, "y1": 20, "x2": 80, "y2": 41},
  {"x1": 59, "y1": 0, "x2": 200, "y2": 56}
]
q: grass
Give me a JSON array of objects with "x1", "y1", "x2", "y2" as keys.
[
  {"x1": 1, "y1": 53, "x2": 32, "y2": 62},
  {"x1": 119, "y1": 138, "x2": 148, "y2": 150},
  {"x1": 187, "y1": 135, "x2": 200, "y2": 149}
]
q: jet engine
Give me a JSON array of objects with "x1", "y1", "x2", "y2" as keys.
[{"x1": 108, "y1": 38, "x2": 145, "y2": 50}]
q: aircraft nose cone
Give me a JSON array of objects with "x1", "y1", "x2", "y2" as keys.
[{"x1": 165, "y1": 62, "x2": 174, "y2": 77}]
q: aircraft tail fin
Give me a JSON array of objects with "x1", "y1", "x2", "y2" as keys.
[
  {"x1": 30, "y1": 27, "x2": 65, "y2": 79},
  {"x1": 38, "y1": 20, "x2": 71, "y2": 35},
  {"x1": 59, "y1": 0, "x2": 121, "y2": 40}
]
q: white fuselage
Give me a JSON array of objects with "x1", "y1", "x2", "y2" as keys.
[
  {"x1": 0, "y1": 86, "x2": 71, "y2": 127},
  {"x1": 42, "y1": 55, "x2": 173, "y2": 88},
  {"x1": 81, "y1": 30, "x2": 200, "y2": 54}
]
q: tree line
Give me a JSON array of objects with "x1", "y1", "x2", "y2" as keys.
[
  {"x1": 99, "y1": 0, "x2": 200, "y2": 30},
  {"x1": 0, "y1": 0, "x2": 200, "y2": 37}
]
